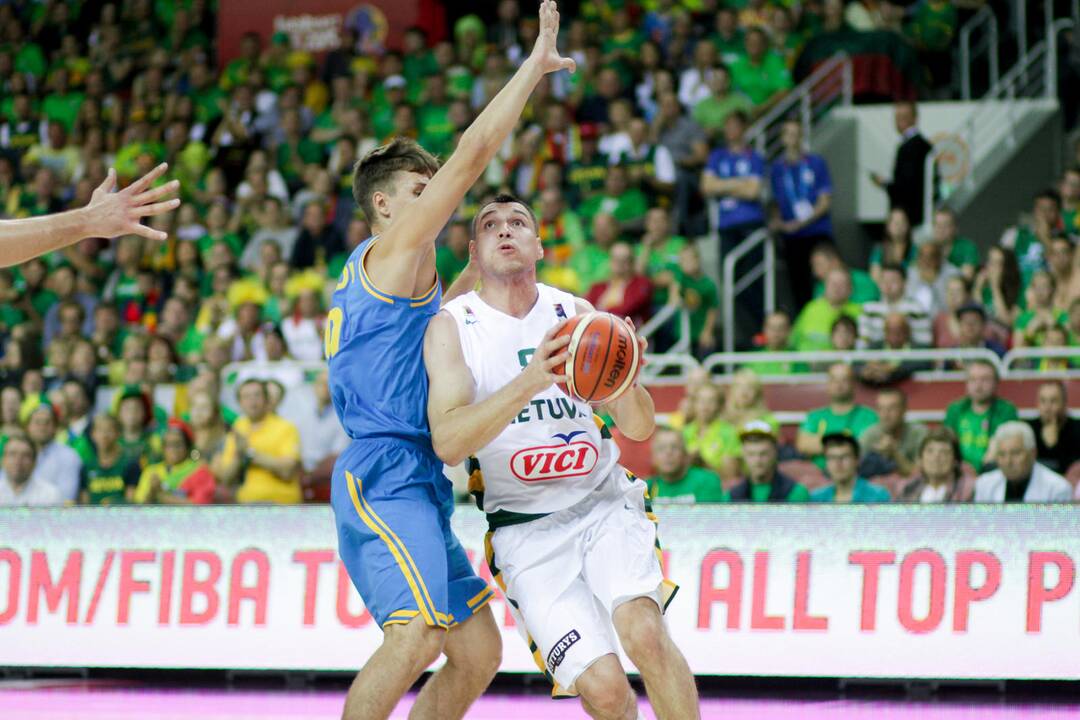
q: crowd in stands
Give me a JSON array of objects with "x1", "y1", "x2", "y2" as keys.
[{"x1": 0, "y1": 1, "x2": 1078, "y2": 508}]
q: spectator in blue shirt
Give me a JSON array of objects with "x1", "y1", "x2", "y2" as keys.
[
  {"x1": 769, "y1": 119, "x2": 834, "y2": 309},
  {"x1": 701, "y1": 110, "x2": 766, "y2": 343}
]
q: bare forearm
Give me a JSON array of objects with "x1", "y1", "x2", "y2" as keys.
[
  {"x1": 433, "y1": 375, "x2": 539, "y2": 466},
  {"x1": 606, "y1": 386, "x2": 655, "y2": 441},
  {"x1": 0, "y1": 209, "x2": 92, "y2": 267}
]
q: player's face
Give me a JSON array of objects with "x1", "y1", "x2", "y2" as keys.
[{"x1": 472, "y1": 203, "x2": 542, "y2": 277}]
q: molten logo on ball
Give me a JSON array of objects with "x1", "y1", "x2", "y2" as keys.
[{"x1": 602, "y1": 334, "x2": 629, "y2": 389}]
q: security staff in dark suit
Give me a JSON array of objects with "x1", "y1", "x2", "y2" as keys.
[{"x1": 872, "y1": 101, "x2": 933, "y2": 226}]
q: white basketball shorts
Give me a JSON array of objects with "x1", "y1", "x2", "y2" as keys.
[{"x1": 488, "y1": 469, "x2": 678, "y2": 694}]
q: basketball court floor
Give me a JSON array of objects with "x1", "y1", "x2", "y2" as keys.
[{"x1": 2, "y1": 681, "x2": 1079, "y2": 719}]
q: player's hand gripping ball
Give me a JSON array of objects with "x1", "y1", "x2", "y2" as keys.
[{"x1": 552, "y1": 312, "x2": 642, "y2": 405}]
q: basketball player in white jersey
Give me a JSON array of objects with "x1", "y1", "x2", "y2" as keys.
[{"x1": 423, "y1": 194, "x2": 700, "y2": 720}]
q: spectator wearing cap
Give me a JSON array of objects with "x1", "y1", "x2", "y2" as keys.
[
  {"x1": 1029, "y1": 381, "x2": 1080, "y2": 475},
  {"x1": 791, "y1": 268, "x2": 861, "y2": 352},
  {"x1": 899, "y1": 427, "x2": 972, "y2": 503},
  {"x1": 729, "y1": 420, "x2": 810, "y2": 502},
  {"x1": 134, "y1": 419, "x2": 216, "y2": 504},
  {"x1": 944, "y1": 360, "x2": 1018, "y2": 472},
  {"x1": 79, "y1": 414, "x2": 140, "y2": 505},
  {"x1": 858, "y1": 388, "x2": 928, "y2": 479},
  {"x1": 646, "y1": 426, "x2": 727, "y2": 503},
  {"x1": 213, "y1": 379, "x2": 302, "y2": 504},
  {"x1": 797, "y1": 363, "x2": 878, "y2": 470},
  {"x1": 769, "y1": 119, "x2": 834, "y2": 309},
  {"x1": 974, "y1": 422, "x2": 1072, "y2": 502},
  {"x1": 811, "y1": 432, "x2": 891, "y2": 503},
  {"x1": 25, "y1": 400, "x2": 82, "y2": 502},
  {"x1": 0, "y1": 434, "x2": 60, "y2": 506}
]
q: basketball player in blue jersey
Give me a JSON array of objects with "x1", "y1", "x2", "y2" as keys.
[{"x1": 324, "y1": 3, "x2": 576, "y2": 719}]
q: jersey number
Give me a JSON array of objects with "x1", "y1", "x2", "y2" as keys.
[{"x1": 324, "y1": 306, "x2": 344, "y2": 359}]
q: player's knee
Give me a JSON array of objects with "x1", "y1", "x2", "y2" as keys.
[
  {"x1": 576, "y1": 658, "x2": 633, "y2": 720},
  {"x1": 579, "y1": 676, "x2": 633, "y2": 720},
  {"x1": 387, "y1": 620, "x2": 446, "y2": 670},
  {"x1": 615, "y1": 599, "x2": 666, "y2": 665}
]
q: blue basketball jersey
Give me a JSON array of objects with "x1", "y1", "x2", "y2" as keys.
[{"x1": 326, "y1": 237, "x2": 441, "y2": 449}]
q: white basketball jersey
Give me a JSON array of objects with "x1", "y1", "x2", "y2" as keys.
[{"x1": 442, "y1": 284, "x2": 621, "y2": 518}]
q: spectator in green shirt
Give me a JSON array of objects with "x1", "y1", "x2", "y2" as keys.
[
  {"x1": 683, "y1": 382, "x2": 743, "y2": 483},
  {"x1": 669, "y1": 243, "x2": 719, "y2": 357},
  {"x1": 932, "y1": 207, "x2": 979, "y2": 282},
  {"x1": 570, "y1": 213, "x2": 619, "y2": 294},
  {"x1": 577, "y1": 164, "x2": 649, "y2": 234},
  {"x1": 729, "y1": 28, "x2": 792, "y2": 107},
  {"x1": 944, "y1": 359, "x2": 1019, "y2": 472},
  {"x1": 647, "y1": 426, "x2": 728, "y2": 503},
  {"x1": 792, "y1": 268, "x2": 862, "y2": 351},
  {"x1": 710, "y1": 8, "x2": 746, "y2": 66},
  {"x1": 745, "y1": 310, "x2": 808, "y2": 375},
  {"x1": 79, "y1": 414, "x2": 139, "y2": 505},
  {"x1": 436, "y1": 220, "x2": 471, "y2": 291},
  {"x1": 728, "y1": 420, "x2": 811, "y2": 502},
  {"x1": 797, "y1": 362, "x2": 879, "y2": 470},
  {"x1": 692, "y1": 64, "x2": 754, "y2": 140},
  {"x1": 730, "y1": 418, "x2": 807, "y2": 505},
  {"x1": 810, "y1": 244, "x2": 879, "y2": 304},
  {"x1": 811, "y1": 432, "x2": 891, "y2": 503}
]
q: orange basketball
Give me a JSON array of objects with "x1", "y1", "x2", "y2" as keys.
[{"x1": 552, "y1": 312, "x2": 641, "y2": 405}]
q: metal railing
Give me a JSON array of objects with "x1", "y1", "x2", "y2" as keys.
[
  {"x1": 920, "y1": 12, "x2": 1073, "y2": 230},
  {"x1": 720, "y1": 228, "x2": 775, "y2": 356},
  {"x1": 703, "y1": 348, "x2": 1005, "y2": 377},
  {"x1": 745, "y1": 53, "x2": 852, "y2": 162},
  {"x1": 959, "y1": 6, "x2": 999, "y2": 100},
  {"x1": 636, "y1": 303, "x2": 691, "y2": 356}
]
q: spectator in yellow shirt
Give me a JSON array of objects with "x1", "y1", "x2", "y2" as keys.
[{"x1": 213, "y1": 379, "x2": 302, "y2": 504}]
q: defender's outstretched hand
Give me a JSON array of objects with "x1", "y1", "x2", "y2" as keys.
[
  {"x1": 0, "y1": 162, "x2": 181, "y2": 268},
  {"x1": 85, "y1": 163, "x2": 181, "y2": 242},
  {"x1": 530, "y1": 0, "x2": 576, "y2": 75}
]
